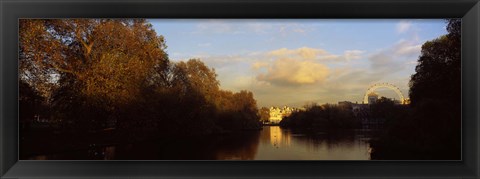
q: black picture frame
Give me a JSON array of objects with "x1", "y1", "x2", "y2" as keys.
[{"x1": 1, "y1": 0, "x2": 479, "y2": 178}]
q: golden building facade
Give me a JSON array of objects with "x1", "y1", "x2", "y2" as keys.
[{"x1": 268, "y1": 106, "x2": 296, "y2": 123}]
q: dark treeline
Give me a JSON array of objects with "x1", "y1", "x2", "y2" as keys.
[
  {"x1": 279, "y1": 19, "x2": 461, "y2": 160},
  {"x1": 19, "y1": 19, "x2": 261, "y2": 146},
  {"x1": 370, "y1": 19, "x2": 461, "y2": 160},
  {"x1": 278, "y1": 97, "x2": 409, "y2": 132},
  {"x1": 279, "y1": 103, "x2": 360, "y2": 132}
]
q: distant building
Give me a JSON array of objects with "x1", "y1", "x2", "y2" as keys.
[
  {"x1": 338, "y1": 101, "x2": 367, "y2": 115},
  {"x1": 269, "y1": 106, "x2": 298, "y2": 124},
  {"x1": 367, "y1": 92, "x2": 379, "y2": 104},
  {"x1": 338, "y1": 101, "x2": 353, "y2": 106},
  {"x1": 352, "y1": 103, "x2": 364, "y2": 112}
]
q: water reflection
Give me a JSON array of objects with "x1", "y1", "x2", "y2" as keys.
[
  {"x1": 255, "y1": 126, "x2": 370, "y2": 160},
  {"x1": 28, "y1": 126, "x2": 371, "y2": 160},
  {"x1": 269, "y1": 126, "x2": 291, "y2": 147}
]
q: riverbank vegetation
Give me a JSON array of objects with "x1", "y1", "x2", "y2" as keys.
[
  {"x1": 19, "y1": 19, "x2": 461, "y2": 160},
  {"x1": 370, "y1": 19, "x2": 461, "y2": 160},
  {"x1": 279, "y1": 103, "x2": 360, "y2": 132},
  {"x1": 19, "y1": 19, "x2": 261, "y2": 157},
  {"x1": 279, "y1": 19, "x2": 461, "y2": 160}
]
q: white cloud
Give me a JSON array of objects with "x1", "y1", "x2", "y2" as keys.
[
  {"x1": 369, "y1": 53, "x2": 397, "y2": 70},
  {"x1": 366, "y1": 38, "x2": 422, "y2": 74},
  {"x1": 173, "y1": 43, "x2": 415, "y2": 107},
  {"x1": 251, "y1": 61, "x2": 270, "y2": 70},
  {"x1": 193, "y1": 20, "x2": 237, "y2": 34},
  {"x1": 320, "y1": 38, "x2": 422, "y2": 103},
  {"x1": 256, "y1": 58, "x2": 330, "y2": 86},
  {"x1": 250, "y1": 47, "x2": 367, "y2": 87},
  {"x1": 267, "y1": 47, "x2": 363, "y2": 62},
  {"x1": 246, "y1": 23, "x2": 271, "y2": 34},
  {"x1": 344, "y1": 50, "x2": 365, "y2": 61},
  {"x1": 278, "y1": 24, "x2": 310, "y2": 36},
  {"x1": 191, "y1": 20, "x2": 314, "y2": 36},
  {"x1": 397, "y1": 21, "x2": 412, "y2": 33},
  {"x1": 393, "y1": 40, "x2": 422, "y2": 56},
  {"x1": 406, "y1": 60, "x2": 418, "y2": 65},
  {"x1": 268, "y1": 47, "x2": 328, "y2": 60}
]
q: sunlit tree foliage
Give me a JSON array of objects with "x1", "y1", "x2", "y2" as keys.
[{"x1": 19, "y1": 19, "x2": 260, "y2": 138}]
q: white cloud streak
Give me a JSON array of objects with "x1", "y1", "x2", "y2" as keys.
[
  {"x1": 397, "y1": 20, "x2": 412, "y2": 33},
  {"x1": 173, "y1": 42, "x2": 419, "y2": 107},
  {"x1": 191, "y1": 20, "x2": 313, "y2": 36},
  {"x1": 256, "y1": 58, "x2": 330, "y2": 86}
]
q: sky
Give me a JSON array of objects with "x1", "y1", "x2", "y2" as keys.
[{"x1": 148, "y1": 19, "x2": 448, "y2": 108}]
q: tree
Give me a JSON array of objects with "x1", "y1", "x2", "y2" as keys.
[
  {"x1": 371, "y1": 19, "x2": 461, "y2": 160},
  {"x1": 19, "y1": 81, "x2": 46, "y2": 129},
  {"x1": 19, "y1": 19, "x2": 262, "y2": 139},
  {"x1": 409, "y1": 19, "x2": 461, "y2": 108},
  {"x1": 408, "y1": 19, "x2": 461, "y2": 156},
  {"x1": 20, "y1": 19, "x2": 169, "y2": 130},
  {"x1": 21, "y1": 19, "x2": 168, "y2": 102},
  {"x1": 173, "y1": 59, "x2": 220, "y2": 102},
  {"x1": 280, "y1": 103, "x2": 358, "y2": 131},
  {"x1": 369, "y1": 97, "x2": 396, "y2": 119},
  {"x1": 259, "y1": 107, "x2": 270, "y2": 123},
  {"x1": 233, "y1": 91, "x2": 261, "y2": 129}
]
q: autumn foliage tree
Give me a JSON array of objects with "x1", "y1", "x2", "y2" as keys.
[
  {"x1": 258, "y1": 107, "x2": 270, "y2": 123},
  {"x1": 19, "y1": 19, "x2": 260, "y2": 139},
  {"x1": 20, "y1": 19, "x2": 168, "y2": 130}
]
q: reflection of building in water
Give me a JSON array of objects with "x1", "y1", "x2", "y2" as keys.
[
  {"x1": 269, "y1": 106, "x2": 300, "y2": 123},
  {"x1": 269, "y1": 126, "x2": 290, "y2": 147}
]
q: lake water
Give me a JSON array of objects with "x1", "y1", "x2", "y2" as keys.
[{"x1": 29, "y1": 126, "x2": 372, "y2": 160}]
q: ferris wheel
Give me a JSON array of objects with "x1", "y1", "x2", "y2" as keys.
[{"x1": 363, "y1": 83, "x2": 405, "y2": 104}]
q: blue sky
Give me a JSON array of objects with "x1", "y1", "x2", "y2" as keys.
[{"x1": 148, "y1": 19, "x2": 448, "y2": 107}]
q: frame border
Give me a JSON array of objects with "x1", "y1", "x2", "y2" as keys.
[{"x1": 1, "y1": 0, "x2": 479, "y2": 178}]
